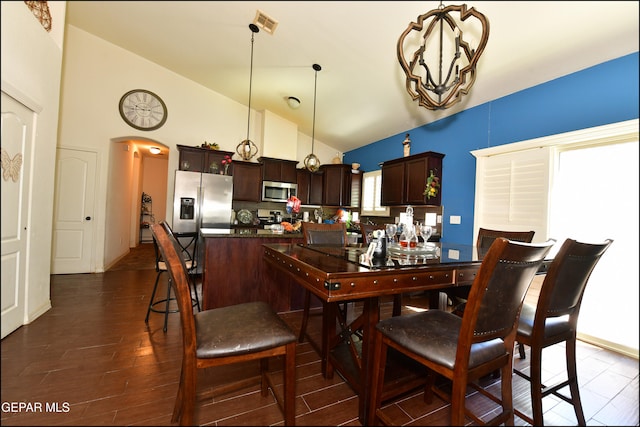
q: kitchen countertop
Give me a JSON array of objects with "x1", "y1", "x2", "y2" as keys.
[{"x1": 200, "y1": 227, "x2": 303, "y2": 238}]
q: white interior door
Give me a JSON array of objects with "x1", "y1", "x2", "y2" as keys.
[
  {"x1": 51, "y1": 148, "x2": 97, "y2": 274},
  {"x1": 1, "y1": 91, "x2": 33, "y2": 338}
]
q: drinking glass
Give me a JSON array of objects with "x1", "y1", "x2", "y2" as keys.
[
  {"x1": 385, "y1": 223, "x2": 397, "y2": 244},
  {"x1": 420, "y1": 224, "x2": 433, "y2": 242}
]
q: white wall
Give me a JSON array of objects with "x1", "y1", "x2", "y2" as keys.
[
  {"x1": 59, "y1": 25, "x2": 340, "y2": 271},
  {"x1": 1, "y1": 2, "x2": 65, "y2": 322}
]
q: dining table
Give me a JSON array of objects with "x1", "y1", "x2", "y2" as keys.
[{"x1": 263, "y1": 240, "x2": 551, "y2": 425}]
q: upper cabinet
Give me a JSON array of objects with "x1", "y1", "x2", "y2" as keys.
[
  {"x1": 381, "y1": 151, "x2": 444, "y2": 206},
  {"x1": 296, "y1": 168, "x2": 324, "y2": 206},
  {"x1": 321, "y1": 164, "x2": 362, "y2": 208},
  {"x1": 177, "y1": 145, "x2": 235, "y2": 174},
  {"x1": 231, "y1": 161, "x2": 262, "y2": 202},
  {"x1": 259, "y1": 157, "x2": 298, "y2": 183}
]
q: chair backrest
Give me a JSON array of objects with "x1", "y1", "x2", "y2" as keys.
[
  {"x1": 534, "y1": 238, "x2": 612, "y2": 328},
  {"x1": 360, "y1": 223, "x2": 386, "y2": 244},
  {"x1": 460, "y1": 237, "x2": 555, "y2": 349},
  {"x1": 151, "y1": 222, "x2": 197, "y2": 357},
  {"x1": 301, "y1": 222, "x2": 347, "y2": 246},
  {"x1": 476, "y1": 227, "x2": 535, "y2": 249}
]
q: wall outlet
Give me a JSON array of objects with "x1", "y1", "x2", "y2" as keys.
[{"x1": 450, "y1": 215, "x2": 461, "y2": 224}]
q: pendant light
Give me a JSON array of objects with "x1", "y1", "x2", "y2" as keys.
[
  {"x1": 304, "y1": 64, "x2": 322, "y2": 172},
  {"x1": 236, "y1": 23, "x2": 260, "y2": 161}
]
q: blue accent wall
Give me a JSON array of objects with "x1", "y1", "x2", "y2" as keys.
[{"x1": 344, "y1": 52, "x2": 639, "y2": 244}]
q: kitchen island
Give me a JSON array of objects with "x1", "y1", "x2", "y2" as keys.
[{"x1": 199, "y1": 228, "x2": 304, "y2": 311}]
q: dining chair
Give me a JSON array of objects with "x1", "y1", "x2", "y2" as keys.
[
  {"x1": 514, "y1": 238, "x2": 613, "y2": 426},
  {"x1": 151, "y1": 222, "x2": 297, "y2": 426},
  {"x1": 367, "y1": 237, "x2": 555, "y2": 426},
  {"x1": 450, "y1": 227, "x2": 536, "y2": 316},
  {"x1": 360, "y1": 223, "x2": 403, "y2": 317},
  {"x1": 298, "y1": 222, "x2": 349, "y2": 345},
  {"x1": 145, "y1": 223, "x2": 199, "y2": 332}
]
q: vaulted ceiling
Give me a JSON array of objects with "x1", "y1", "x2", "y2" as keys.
[{"x1": 66, "y1": 1, "x2": 639, "y2": 153}]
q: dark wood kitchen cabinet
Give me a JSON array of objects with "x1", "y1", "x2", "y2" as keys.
[
  {"x1": 259, "y1": 157, "x2": 298, "y2": 183},
  {"x1": 177, "y1": 145, "x2": 234, "y2": 174},
  {"x1": 231, "y1": 161, "x2": 262, "y2": 202},
  {"x1": 321, "y1": 164, "x2": 361, "y2": 208},
  {"x1": 381, "y1": 151, "x2": 444, "y2": 206},
  {"x1": 296, "y1": 168, "x2": 324, "y2": 206}
]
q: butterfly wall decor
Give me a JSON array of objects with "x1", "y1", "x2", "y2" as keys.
[{"x1": 1, "y1": 148, "x2": 23, "y2": 183}]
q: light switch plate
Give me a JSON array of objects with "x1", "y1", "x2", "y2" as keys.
[{"x1": 450, "y1": 215, "x2": 461, "y2": 224}]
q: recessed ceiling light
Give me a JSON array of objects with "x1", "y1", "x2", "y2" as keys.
[{"x1": 149, "y1": 147, "x2": 161, "y2": 155}]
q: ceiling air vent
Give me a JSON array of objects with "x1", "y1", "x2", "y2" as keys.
[{"x1": 253, "y1": 10, "x2": 278, "y2": 35}]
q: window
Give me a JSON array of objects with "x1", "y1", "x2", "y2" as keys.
[
  {"x1": 361, "y1": 170, "x2": 389, "y2": 216},
  {"x1": 472, "y1": 119, "x2": 639, "y2": 357}
]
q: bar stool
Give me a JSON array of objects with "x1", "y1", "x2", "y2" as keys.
[{"x1": 145, "y1": 225, "x2": 199, "y2": 332}]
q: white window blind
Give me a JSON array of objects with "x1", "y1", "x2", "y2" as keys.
[
  {"x1": 361, "y1": 170, "x2": 389, "y2": 216},
  {"x1": 473, "y1": 147, "x2": 551, "y2": 241}
]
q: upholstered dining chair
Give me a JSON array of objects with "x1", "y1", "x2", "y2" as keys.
[
  {"x1": 450, "y1": 227, "x2": 536, "y2": 316},
  {"x1": 367, "y1": 237, "x2": 555, "y2": 426},
  {"x1": 145, "y1": 223, "x2": 199, "y2": 332},
  {"x1": 514, "y1": 238, "x2": 613, "y2": 426},
  {"x1": 151, "y1": 222, "x2": 297, "y2": 426}
]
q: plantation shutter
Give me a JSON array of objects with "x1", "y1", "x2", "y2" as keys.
[{"x1": 472, "y1": 146, "x2": 552, "y2": 242}]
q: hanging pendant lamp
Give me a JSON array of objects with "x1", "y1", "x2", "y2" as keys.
[
  {"x1": 236, "y1": 23, "x2": 260, "y2": 161},
  {"x1": 304, "y1": 64, "x2": 322, "y2": 172}
]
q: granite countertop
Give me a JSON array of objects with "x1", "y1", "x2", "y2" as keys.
[{"x1": 200, "y1": 228, "x2": 303, "y2": 238}]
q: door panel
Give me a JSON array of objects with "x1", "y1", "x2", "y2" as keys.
[
  {"x1": 1, "y1": 91, "x2": 32, "y2": 338},
  {"x1": 51, "y1": 148, "x2": 97, "y2": 273}
]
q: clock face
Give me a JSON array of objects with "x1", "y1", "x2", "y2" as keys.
[{"x1": 119, "y1": 89, "x2": 167, "y2": 131}]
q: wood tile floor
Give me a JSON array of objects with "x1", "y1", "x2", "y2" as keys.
[{"x1": 1, "y1": 244, "x2": 638, "y2": 426}]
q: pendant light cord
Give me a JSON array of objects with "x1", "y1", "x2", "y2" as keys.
[
  {"x1": 311, "y1": 63, "x2": 321, "y2": 154},
  {"x1": 246, "y1": 24, "x2": 259, "y2": 142}
]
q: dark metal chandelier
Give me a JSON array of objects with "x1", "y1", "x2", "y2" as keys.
[
  {"x1": 304, "y1": 64, "x2": 322, "y2": 172},
  {"x1": 397, "y1": 2, "x2": 489, "y2": 110},
  {"x1": 236, "y1": 23, "x2": 260, "y2": 161}
]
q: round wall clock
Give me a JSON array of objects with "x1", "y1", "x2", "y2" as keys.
[{"x1": 118, "y1": 89, "x2": 167, "y2": 131}]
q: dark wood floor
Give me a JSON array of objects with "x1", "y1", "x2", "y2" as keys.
[{"x1": 1, "y1": 244, "x2": 638, "y2": 426}]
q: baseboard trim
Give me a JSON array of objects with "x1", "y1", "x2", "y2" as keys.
[{"x1": 578, "y1": 332, "x2": 639, "y2": 359}]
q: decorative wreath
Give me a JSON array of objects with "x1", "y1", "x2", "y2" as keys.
[{"x1": 423, "y1": 169, "x2": 440, "y2": 199}]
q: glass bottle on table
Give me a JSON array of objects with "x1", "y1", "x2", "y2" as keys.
[{"x1": 399, "y1": 223, "x2": 418, "y2": 248}]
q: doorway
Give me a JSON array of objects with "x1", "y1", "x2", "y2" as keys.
[{"x1": 104, "y1": 138, "x2": 168, "y2": 270}]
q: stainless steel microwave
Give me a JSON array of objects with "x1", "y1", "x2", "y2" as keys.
[{"x1": 262, "y1": 181, "x2": 297, "y2": 203}]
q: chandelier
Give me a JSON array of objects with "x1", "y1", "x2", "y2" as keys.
[
  {"x1": 304, "y1": 64, "x2": 322, "y2": 172},
  {"x1": 236, "y1": 23, "x2": 260, "y2": 161},
  {"x1": 397, "y1": 2, "x2": 489, "y2": 110}
]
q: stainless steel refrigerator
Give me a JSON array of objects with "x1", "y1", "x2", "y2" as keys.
[{"x1": 172, "y1": 170, "x2": 233, "y2": 233}]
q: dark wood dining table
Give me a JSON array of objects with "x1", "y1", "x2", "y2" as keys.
[{"x1": 263, "y1": 241, "x2": 551, "y2": 424}]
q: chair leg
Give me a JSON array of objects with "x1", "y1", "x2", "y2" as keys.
[
  {"x1": 145, "y1": 271, "x2": 163, "y2": 323},
  {"x1": 566, "y1": 336, "x2": 586, "y2": 425},
  {"x1": 163, "y1": 278, "x2": 171, "y2": 333},
  {"x1": 176, "y1": 363, "x2": 196, "y2": 426},
  {"x1": 172, "y1": 365, "x2": 185, "y2": 424},
  {"x1": 499, "y1": 362, "x2": 515, "y2": 425},
  {"x1": 392, "y1": 294, "x2": 402, "y2": 317},
  {"x1": 283, "y1": 341, "x2": 297, "y2": 426},
  {"x1": 298, "y1": 290, "x2": 312, "y2": 343},
  {"x1": 367, "y1": 331, "x2": 389, "y2": 426},
  {"x1": 530, "y1": 345, "x2": 545, "y2": 426},
  {"x1": 518, "y1": 341, "x2": 526, "y2": 359}
]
